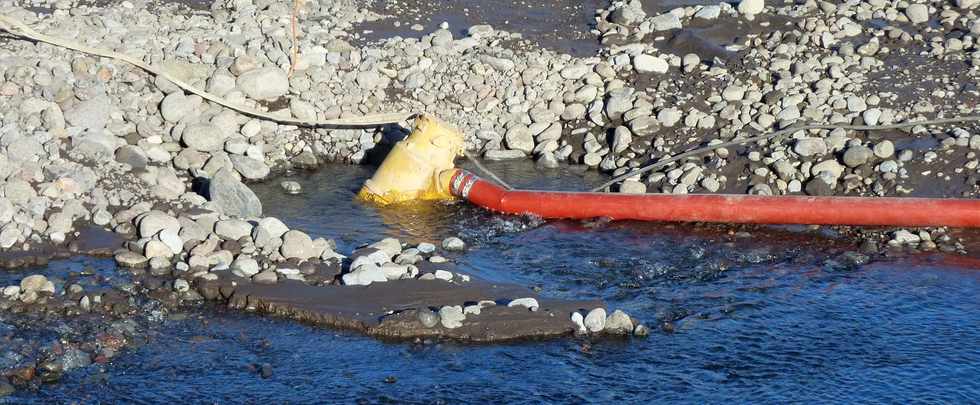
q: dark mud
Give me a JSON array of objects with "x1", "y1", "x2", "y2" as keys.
[{"x1": 204, "y1": 268, "x2": 605, "y2": 342}]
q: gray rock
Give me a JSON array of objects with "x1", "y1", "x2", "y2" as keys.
[
  {"x1": 605, "y1": 310, "x2": 634, "y2": 334},
  {"x1": 650, "y1": 13, "x2": 681, "y2": 31},
  {"x1": 842, "y1": 145, "x2": 873, "y2": 167},
  {"x1": 231, "y1": 256, "x2": 260, "y2": 278},
  {"x1": 584, "y1": 308, "x2": 606, "y2": 332},
  {"x1": 417, "y1": 309, "x2": 439, "y2": 327},
  {"x1": 138, "y1": 211, "x2": 180, "y2": 238},
  {"x1": 609, "y1": 0, "x2": 645, "y2": 25},
  {"x1": 738, "y1": 0, "x2": 764, "y2": 15},
  {"x1": 441, "y1": 237, "x2": 465, "y2": 251},
  {"x1": 160, "y1": 92, "x2": 201, "y2": 123},
  {"x1": 182, "y1": 124, "x2": 225, "y2": 152},
  {"x1": 439, "y1": 305, "x2": 465, "y2": 329},
  {"x1": 342, "y1": 264, "x2": 386, "y2": 285},
  {"x1": 281, "y1": 230, "x2": 315, "y2": 260},
  {"x1": 873, "y1": 140, "x2": 894, "y2": 159},
  {"x1": 229, "y1": 155, "x2": 270, "y2": 180},
  {"x1": 793, "y1": 138, "x2": 827, "y2": 157},
  {"x1": 214, "y1": 219, "x2": 252, "y2": 240},
  {"x1": 208, "y1": 168, "x2": 262, "y2": 217},
  {"x1": 252, "y1": 217, "x2": 289, "y2": 249},
  {"x1": 280, "y1": 181, "x2": 301, "y2": 194},
  {"x1": 2, "y1": 180, "x2": 36, "y2": 205},
  {"x1": 620, "y1": 180, "x2": 646, "y2": 194},
  {"x1": 20, "y1": 275, "x2": 54, "y2": 294},
  {"x1": 64, "y1": 95, "x2": 110, "y2": 130},
  {"x1": 505, "y1": 125, "x2": 534, "y2": 154},
  {"x1": 0, "y1": 225, "x2": 21, "y2": 249},
  {"x1": 633, "y1": 54, "x2": 669, "y2": 74},
  {"x1": 905, "y1": 4, "x2": 929, "y2": 23},
  {"x1": 115, "y1": 145, "x2": 148, "y2": 169},
  {"x1": 252, "y1": 270, "x2": 278, "y2": 284},
  {"x1": 115, "y1": 251, "x2": 149, "y2": 268},
  {"x1": 236, "y1": 67, "x2": 289, "y2": 100}
]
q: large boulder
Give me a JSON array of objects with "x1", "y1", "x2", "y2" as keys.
[{"x1": 207, "y1": 168, "x2": 262, "y2": 218}]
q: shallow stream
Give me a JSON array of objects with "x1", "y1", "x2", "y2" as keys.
[{"x1": 7, "y1": 161, "x2": 980, "y2": 402}]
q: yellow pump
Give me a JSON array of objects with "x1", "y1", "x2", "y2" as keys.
[{"x1": 357, "y1": 114, "x2": 463, "y2": 204}]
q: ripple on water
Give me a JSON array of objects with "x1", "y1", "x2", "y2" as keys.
[{"x1": 13, "y1": 162, "x2": 980, "y2": 402}]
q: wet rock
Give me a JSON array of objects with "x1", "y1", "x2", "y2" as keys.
[
  {"x1": 571, "y1": 312, "x2": 586, "y2": 333},
  {"x1": 20, "y1": 275, "x2": 54, "y2": 294},
  {"x1": 441, "y1": 237, "x2": 465, "y2": 251},
  {"x1": 417, "y1": 309, "x2": 439, "y2": 328},
  {"x1": 439, "y1": 305, "x2": 465, "y2": 329},
  {"x1": 253, "y1": 270, "x2": 278, "y2": 284},
  {"x1": 508, "y1": 297, "x2": 539, "y2": 311},
  {"x1": 633, "y1": 324, "x2": 650, "y2": 336},
  {"x1": 280, "y1": 181, "x2": 301, "y2": 194},
  {"x1": 236, "y1": 67, "x2": 289, "y2": 100},
  {"x1": 115, "y1": 251, "x2": 149, "y2": 267},
  {"x1": 208, "y1": 168, "x2": 262, "y2": 218},
  {"x1": 0, "y1": 378, "x2": 13, "y2": 397},
  {"x1": 584, "y1": 308, "x2": 606, "y2": 332},
  {"x1": 605, "y1": 310, "x2": 634, "y2": 334}
]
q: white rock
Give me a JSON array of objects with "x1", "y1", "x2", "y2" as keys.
[
  {"x1": 738, "y1": 0, "x2": 764, "y2": 15},
  {"x1": 633, "y1": 54, "x2": 669, "y2": 74},
  {"x1": 439, "y1": 305, "x2": 466, "y2": 329},
  {"x1": 905, "y1": 4, "x2": 929, "y2": 24},
  {"x1": 508, "y1": 297, "x2": 540, "y2": 311},
  {"x1": 584, "y1": 308, "x2": 607, "y2": 332}
]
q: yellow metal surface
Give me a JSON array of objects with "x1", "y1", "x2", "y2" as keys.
[{"x1": 357, "y1": 114, "x2": 464, "y2": 204}]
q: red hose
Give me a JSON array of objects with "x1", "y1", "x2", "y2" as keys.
[{"x1": 447, "y1": 170, "x2": 980, "y2": 228}]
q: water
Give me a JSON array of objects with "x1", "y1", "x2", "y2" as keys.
[{"x1": 10, "y1": 161, "x2": 980, "y2": 403}]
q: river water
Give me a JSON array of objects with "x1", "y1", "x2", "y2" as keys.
[{"x1": 10, "y1": 161, "x2": 980, "y2": 403}]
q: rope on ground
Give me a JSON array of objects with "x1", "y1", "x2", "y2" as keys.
[
  {"x1": 589, "y1": 116, "x2": 980, "y2": 193},
  {"x1": 0, "y1": 14, "x2": 416, "y2": 128},
  {"x1": 464, "y1": 150, "x2": 514, "y2": 191}
]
